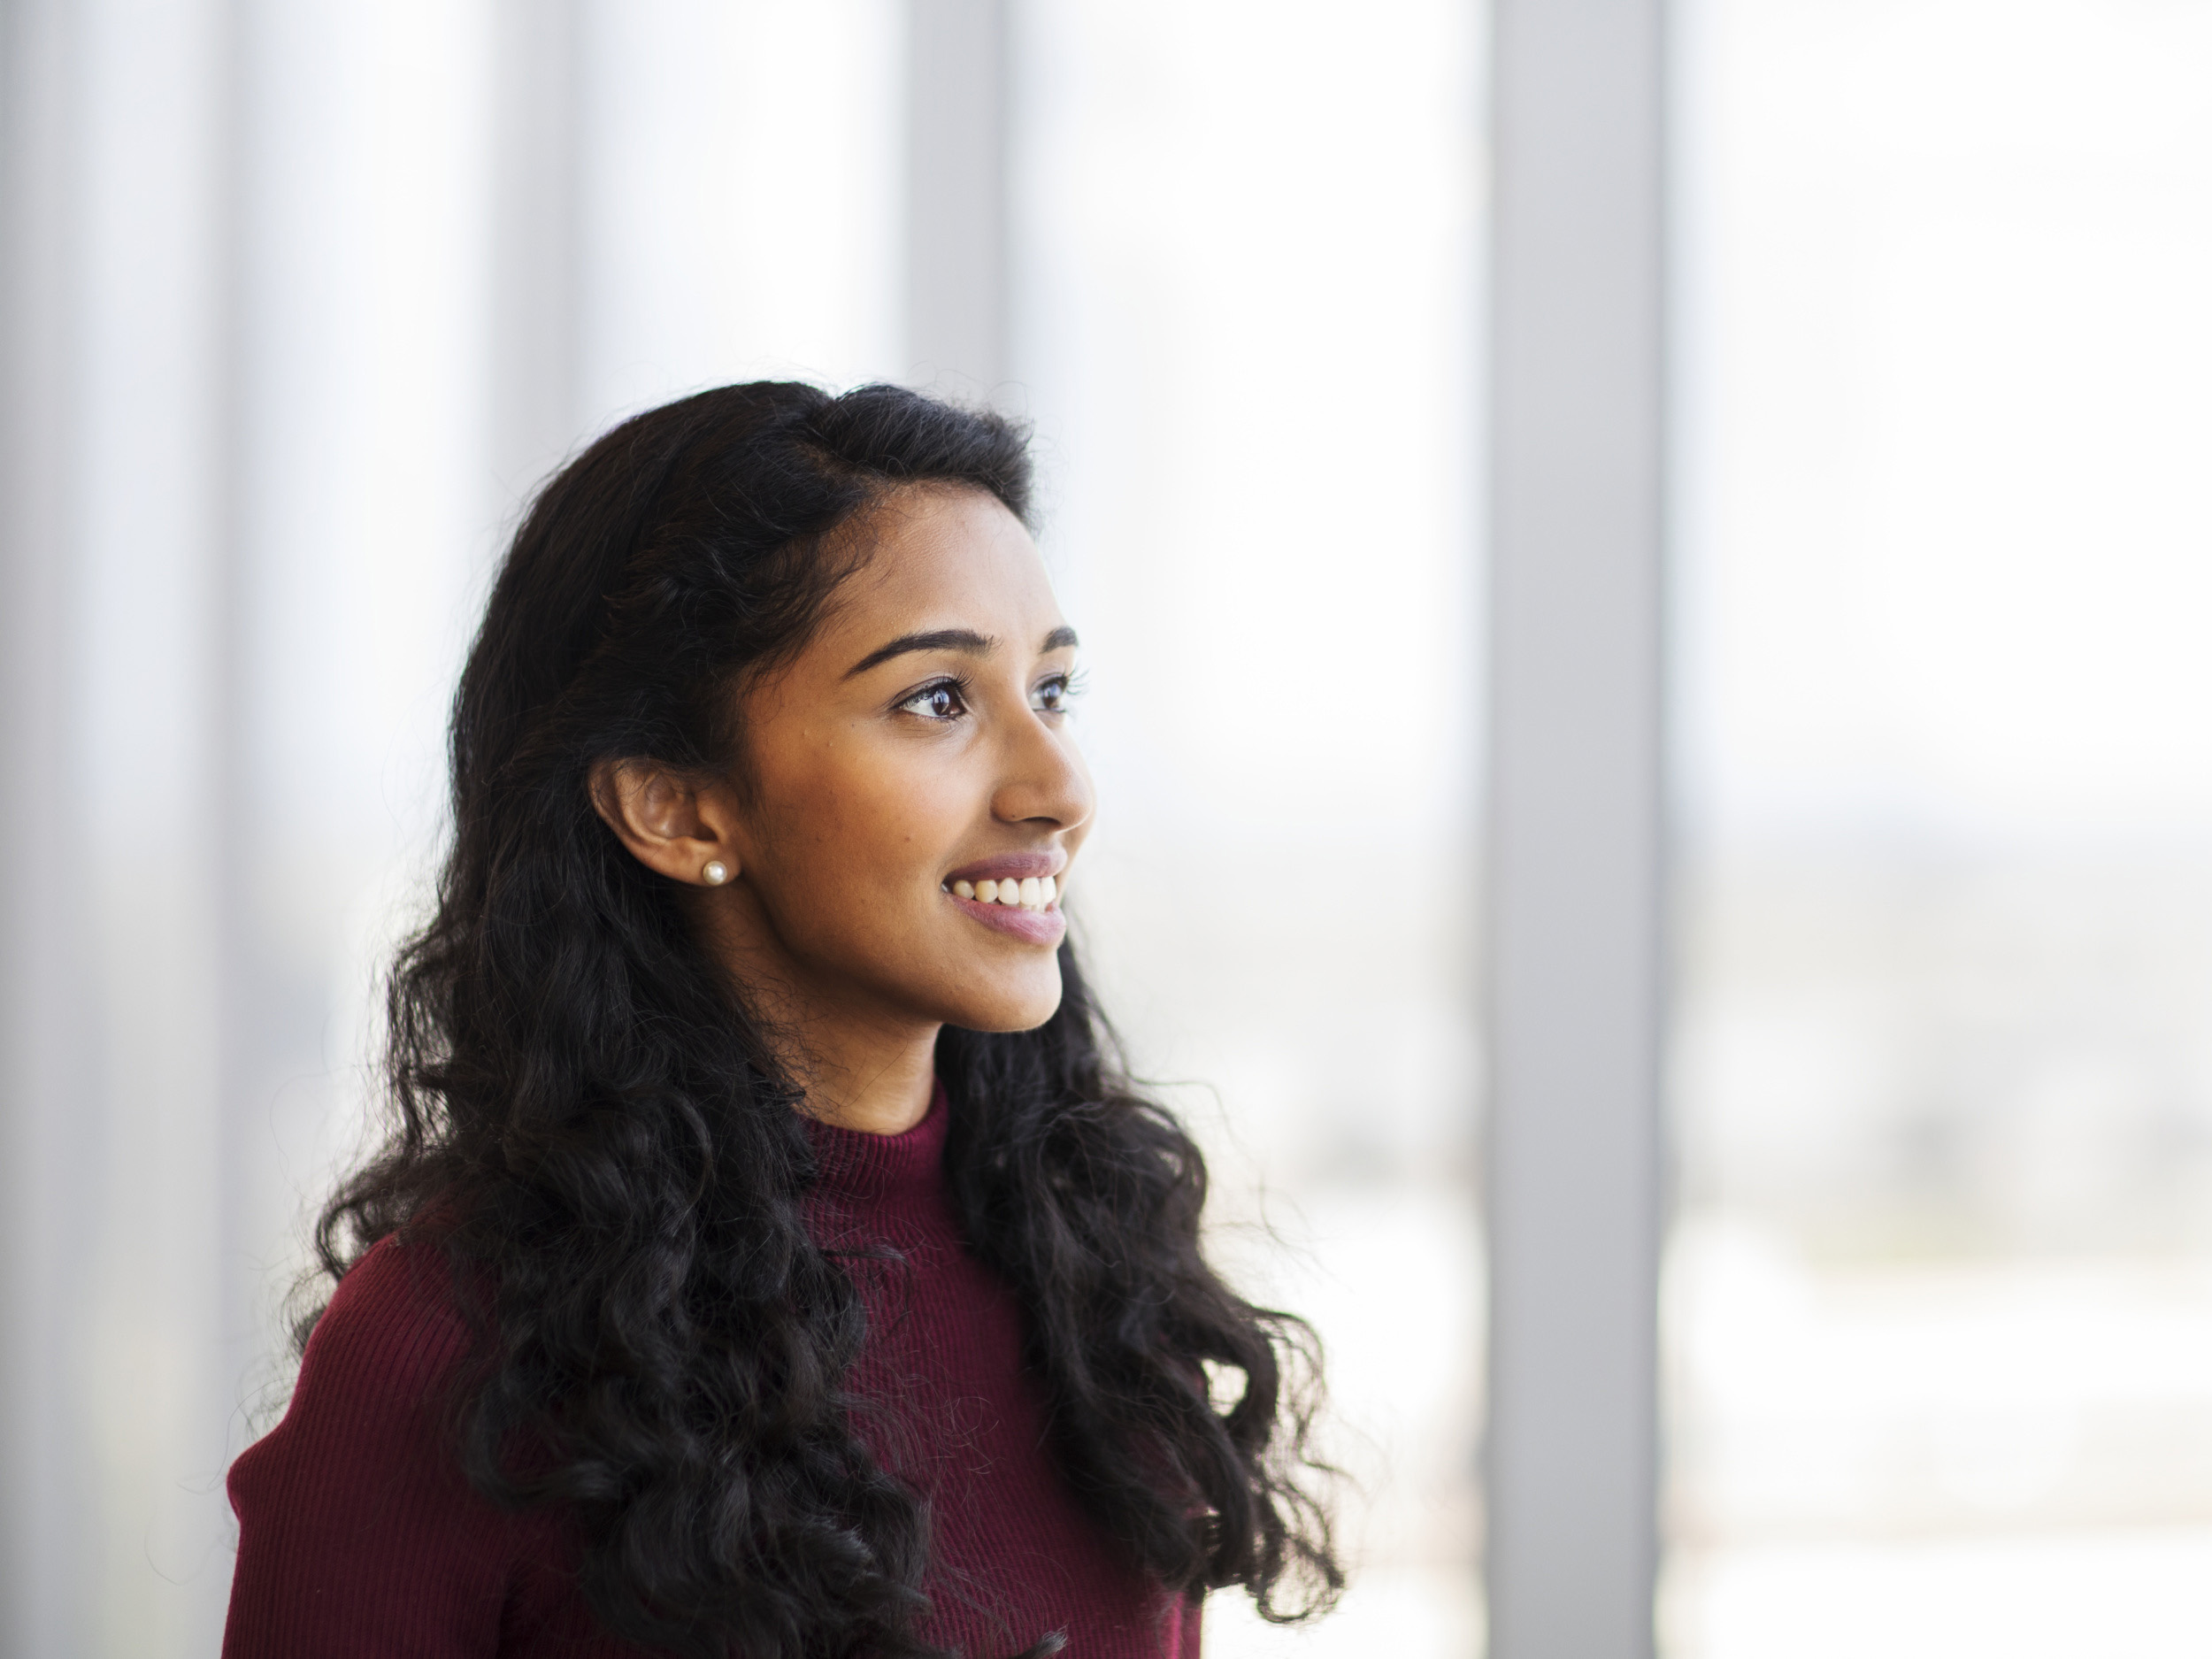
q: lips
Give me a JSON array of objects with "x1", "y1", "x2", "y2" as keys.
[
  {"x1": 941, "y1": 851, "x2": 1070, "y2": 945},
  {"x1": 947, "y1": 890, "x2": 1066, "y2": 945}
]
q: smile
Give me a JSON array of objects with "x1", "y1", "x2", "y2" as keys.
[
  {"x1": 944, "y1": 874, "x2": 1058, "y2": 912},
  {"x1": 940, "y1": 858, "x2": 1070, "y2": 945}
]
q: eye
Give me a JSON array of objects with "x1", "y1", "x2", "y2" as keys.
[
  {"x1": 1030, "y1": 671, "x2": 1084, "y2": 716},
  {"x1": 897, "y1": 679, "x2": 970, "y2": 721}
]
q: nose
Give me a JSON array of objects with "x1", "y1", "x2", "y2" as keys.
[{"x1": 991, "y1": 706, "x2": 1094, "y2": 833}]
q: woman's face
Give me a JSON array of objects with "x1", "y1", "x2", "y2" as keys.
[{"x1": 700, "y1": 485, "x2": 1094, "y2": 1041}]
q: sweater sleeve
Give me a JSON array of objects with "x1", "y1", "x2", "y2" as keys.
[{"x1": 222, "y1": 1237, "x2": 529, "y2": 1658}]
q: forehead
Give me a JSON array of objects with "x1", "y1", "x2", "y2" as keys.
[{"x1": 830, "y1": 485, "x2": 1060, "y2": 636}]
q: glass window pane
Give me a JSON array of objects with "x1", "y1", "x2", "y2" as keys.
[
  {"x1": 1668, "y1": 3, "x2": 2212, "y2": 1655},
  {"x1": 1015, "y1": 4, "x2": 1486, "y2": 1651}
]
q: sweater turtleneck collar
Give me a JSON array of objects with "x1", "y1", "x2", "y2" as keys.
[{"x1": 803, "y1": 1078, "x2": 950, "y2": 1206}]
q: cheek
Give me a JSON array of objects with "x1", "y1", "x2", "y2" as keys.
[{"x1": 762, "y1": 737, "x2": 968, "y2": 908}]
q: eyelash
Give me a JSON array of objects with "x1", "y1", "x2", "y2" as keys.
[
  {"x1": 894, "y1": 670, "x2": 1086, "y2": 722},
  {"x1": 1038, "y1": 668, "x2": 1087, "y2": 712},
  {"x1": 896, "y1": 677, "x2": 972, "y2": 721}
]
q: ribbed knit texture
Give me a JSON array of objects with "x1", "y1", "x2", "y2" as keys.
[{"x1": 224, "y1": 1083, "x2": 1202, "y2": 1658}]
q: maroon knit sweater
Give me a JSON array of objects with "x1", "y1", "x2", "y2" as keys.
[{"x1": 223, "y1": 1084, "x2": 1201, "y2": 1657}]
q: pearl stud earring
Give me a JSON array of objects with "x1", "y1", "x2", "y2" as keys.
[{"x1": 702, "y1": 860, "x2": 729, "y2": 886}]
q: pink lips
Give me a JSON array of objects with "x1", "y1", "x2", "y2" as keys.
[
  {"x1": 949, "y1": 893, "x2": 1066, "y2": 946},
  {"x1": 941, "y1": 849, "x2": 1069, "y2": 947}
]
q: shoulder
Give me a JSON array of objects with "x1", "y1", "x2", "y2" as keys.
[
  {"x1": 225, "y1": 1236, "x2": 541, "y2": 1655},
  {"x1": 230, "y1": 1233, "x2": 485, "y2": 1529},
  {"x1": 298, "y1": 1233, "x2": 478, "y2": 1405}
]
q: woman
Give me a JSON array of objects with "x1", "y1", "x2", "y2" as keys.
[{"x1": 223, "y1": 382, "x2": 1340, "y2": 1658}]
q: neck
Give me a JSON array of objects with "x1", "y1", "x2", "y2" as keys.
[{"x1": 796, "y1": 1024, "x2": 939, "y2": 1136}]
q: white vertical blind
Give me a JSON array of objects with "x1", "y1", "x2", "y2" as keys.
[
  {"x1": 1487, "y1": 1, "x2": 1666, "y2": 1655},
  {"x1": 4, "y1": 0, "x2": 242, "y2": 1649},
  {"x1": 907, "y1": 0, "x2": 1006, "y2": 396}
]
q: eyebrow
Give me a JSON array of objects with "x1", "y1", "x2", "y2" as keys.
[{"x1": 845, "y1": 625, "x2": 1080, "y2": 679}]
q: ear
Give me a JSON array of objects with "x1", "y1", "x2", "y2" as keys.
[{"x1": 588, "y1": 757, "x2": 744, "y2": 888}]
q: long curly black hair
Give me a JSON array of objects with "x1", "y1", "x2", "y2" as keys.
[{"x1": 308, "y1": 381, "x2": 1341, "y2": 1658}]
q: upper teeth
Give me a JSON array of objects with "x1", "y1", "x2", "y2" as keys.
[{"x1": 949, "y1": 874, "x2": 1058, "y2": 910}]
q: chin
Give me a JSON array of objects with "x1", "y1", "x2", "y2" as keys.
[{"x1": 947, "y1": 967, "x2": 1065, "y2": 1034}]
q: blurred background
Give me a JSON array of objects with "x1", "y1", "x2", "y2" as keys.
[
  {"x1": 0, "y1": 1, "x2": 2206, "y2": 1656},
  {"x1": 1666, "y1": 2, "x2": 2212, "y2": 1654}
]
